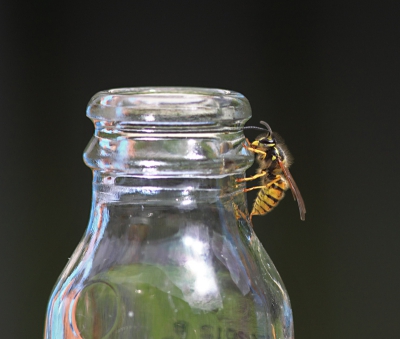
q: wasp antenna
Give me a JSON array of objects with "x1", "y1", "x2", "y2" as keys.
[
  {"x1": 243, "y1": 126, "x2": 268, "y2": 132},
  {"x1": 259, "y1": 121, "x2": 273, "y2": 134}
]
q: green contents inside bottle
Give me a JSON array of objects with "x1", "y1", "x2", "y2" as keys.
[{"x1": 75, "y1": 264, "x2": 280, "y2": 339}]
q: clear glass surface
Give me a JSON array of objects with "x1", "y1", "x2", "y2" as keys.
[{"x1": 44, "y1": 87, "x2": 294, "y2": 339}]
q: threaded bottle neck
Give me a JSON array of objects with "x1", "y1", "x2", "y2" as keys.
[{"x1": 83, "y1": 87, "x2": 253, "y2": 177}]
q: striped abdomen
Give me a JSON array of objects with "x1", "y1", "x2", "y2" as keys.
[{"x1": 250, "y1": 178, "x2": 289, "y2": 218}]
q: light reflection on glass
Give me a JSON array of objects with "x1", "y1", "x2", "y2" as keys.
[
  {"x1": 182, "y1": 235, "x2": 218, "y2": 296},
  {"x1": 186, "y1": 139, "x2": 204, "y2": 160}
]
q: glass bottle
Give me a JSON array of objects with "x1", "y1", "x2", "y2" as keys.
[{"x1": 44, "y1": 87, "x2": 294, "y2": 339}]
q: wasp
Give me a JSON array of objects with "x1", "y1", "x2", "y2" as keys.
[{"x1": 237, "y1": 121, "x2": 306, "y2": 222}]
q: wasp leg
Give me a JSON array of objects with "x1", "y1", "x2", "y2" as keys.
[
  {"x1": 262, "y1": 176, "x2": 282, "y2": 188},
  {"x1": 242, "y1": 176, "x2": 282, "y2": 192},
  {"x1": 244, "y1": 144, "x2": 267, "y2": 159},
  {"x1": 250, "y1": 212, "x2": 254, "y2": 222},
  {"x1": 233, "y1": 202, "x2": 248, "y2": 221},
  {"x1": 243, "y1": 185, "x2": 266, "y2": 193},
  {"x1": 236, "y1": 171, "x2": 267, "y2": 183}
]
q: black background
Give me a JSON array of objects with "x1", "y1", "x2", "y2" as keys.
[{"x1": 1, "y1": 1, "x2": 400, "y2": 338}]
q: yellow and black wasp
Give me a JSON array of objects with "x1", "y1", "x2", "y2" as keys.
[{"x1": 237, "y1": 121, "x2": 306, "y2": 222}]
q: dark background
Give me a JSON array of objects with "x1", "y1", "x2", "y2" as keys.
[{"x1": 1, "y1": 1, "x2": 399, "y2": 338}]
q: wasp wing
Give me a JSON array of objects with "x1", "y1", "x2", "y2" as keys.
[{"x1": 278, "y1": 159, "x2": 306, "y2": 221}]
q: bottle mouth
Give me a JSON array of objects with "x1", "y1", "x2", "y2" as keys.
[{"x1": 87, "y1": 87, "x2": 251, "y2": 131}]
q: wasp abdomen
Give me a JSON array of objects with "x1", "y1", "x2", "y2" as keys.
[{"x1": 251, "y1": 179, "x2": 288, "y2": 217}]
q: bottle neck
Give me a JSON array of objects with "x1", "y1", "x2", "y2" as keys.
[{"x1": 82, "y1": 88, "x2": 254, "y2": 236}]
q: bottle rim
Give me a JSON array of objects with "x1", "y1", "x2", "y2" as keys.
[{"x1": 86, "y1": 87, "x2": 251, "y2": 129}]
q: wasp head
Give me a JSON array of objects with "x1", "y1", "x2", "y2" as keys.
[{"x1": 255, "y1": 135, "x2": 276, "y2": 148}]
